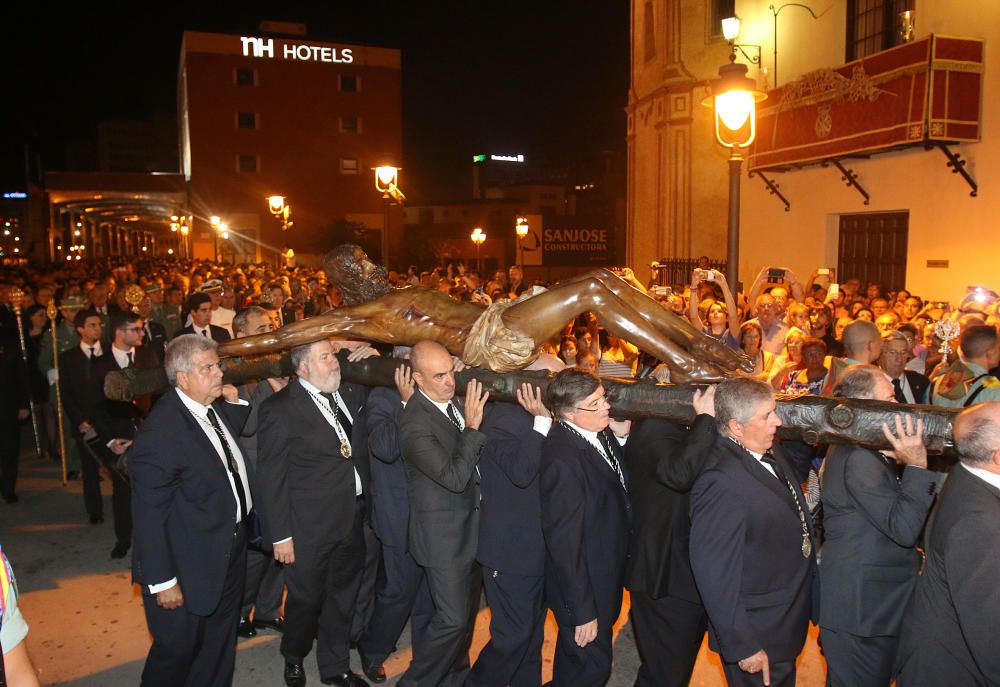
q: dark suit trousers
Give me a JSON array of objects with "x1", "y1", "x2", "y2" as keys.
[
  {"x1": 821, "y1": 627, "x2": 897, "y2": 687},
  {"x1": 79, "y1": 438, "x2": 132, "y2": 544},
  {"x1": 358, "y1": 543, "x2": 433, "y2": 666},
  {"x1": 399, "y1": 563, "x2": 482, "y2": 687},
  {"x1": 629, "y1": 591, "x2": 707, "y2": 687},
  {"x1": 282, "y1": 498, "x2": 366, "y2": 676},
  {"x1": 722, "y1": 658, "x2": 796, "y2": 687},
  {"x1": 0, "y1": 418, "x2": 19, "y2": 498},
  {"x1": 551, "y1": 616, "x2": 614, "y2": 687},
  {"x1": 468, "y1": 571, "x2": 545, "y2": 687},
  {"x1": 241, "y1": 544, "x2": 285, "y2": 620},
  {"x1": 140, "y1": 524, "x2": 246, "y2": 687},
  {"x1": 351, "y1": 520, "x2": 380, "y2": 641}
]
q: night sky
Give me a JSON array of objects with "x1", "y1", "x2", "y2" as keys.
[{"x1": 1, "y1": 1, "x2": 629, "y2": 200}]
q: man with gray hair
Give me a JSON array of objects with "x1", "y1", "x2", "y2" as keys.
[
  {"x1": 689, "y1": 377, "x2": 816, "y2": 687},
  {"x1": 820, "y1": 364, "x2": 937, "y2": 686},
  {"x1": 896, "y1": 401, "x2": 1000, "y2": 685},
  {"x1": 130, "y1": 334, "x2": 252, "y2": 687},
  {"x1": 877, "y1": 330, "x2": 930, "y2": 403}
]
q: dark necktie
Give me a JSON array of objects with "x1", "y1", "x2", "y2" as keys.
[
  {"x1": 446, "y1": 403, "x2": 463, "y2": 430},
  {"x1": 206, "y1": 407, "x2": 248, "y2": 522},
  {"x1": 126, "y1": 351, "x2": 134, "y2": 368},
  {"x1": 321, "y1": 392, "x2": 352, "y2": 439},
  {"x1": 892, "y1": 377, "x2": 906, "y2": 403},
  {"x1": 201, "y1": 328, "x2": 209, "y2": 337},
  {"x1": 88, "y1": 345, "x2": 96, "y2": 359},
  {"x1": 599, "y1": 430, "x2": 628, "y2": 493},
  {"x1": 762, "y1": 453, "x2": 801, "y2": 506}
]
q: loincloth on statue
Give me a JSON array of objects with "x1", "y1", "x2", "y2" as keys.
[{"x1": 462, "y1": 287, "x2": 543, "y2": 373}]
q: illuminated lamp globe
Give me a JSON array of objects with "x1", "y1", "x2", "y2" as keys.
[
  {"x1": 701, "y1": 62, "x2": 767, "y2": 149},
  {"x1": 375, "y1": 166, "x2": 399, "y2": 193},
  {"x1": 267, "y1": 196, "x2": 286, "y2": 215},
  {"x1": 721, "y1": 16, "x2": 741, "y2": 41}
]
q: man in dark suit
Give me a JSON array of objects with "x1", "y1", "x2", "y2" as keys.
[
  {"x1": 397, "y1": 340, "x2": 489, "y2": 687},
  {"x1": 689, "y1": 377, "x2": 817, "y2": 687},
  {"x1": 357, "y1": 353, "x2": 432, "y2": 684},
  {"x1": 625, "y1": 388, "x2": 717, "y2": 687},
  {"x1": 94, "y1": 311, "x2": 160, "y2": 559},
  {"x1": 60, "y1": 310, "x2": 117, "y2": 527},
  {"x1": 878, "y1": 330, "x2": 930, "y2": 403},
  {"x1": 130, "y1": 334, "x2": 252, "y2": 687},
  {"x1": 896, "y1": 401, "x2": 1000, "y2": 686},
  {"x1": 820, "y1": 364, "x2": 938, "y2": 686},
  {"x1": 138, "y1": 292, "x2": 168, "y2": 363},
  {"x1": 257, "y1": 338, "x2": 371, "y2": 687},
  {"x1": 174, "y1": 293, "x2": 231, "y2": 342},
  {"x1": 468, "y1": 383, "x2": 552, "y2": 687},
  {"x1": 0, "y1": 326, "x2": 29, "y2": 503},
  {"x1": 231, "y1": 306, "x2": 287, "y2": 640},
  {"x1": 540, "y1": 369, "x2": 631, "y2": 686}
]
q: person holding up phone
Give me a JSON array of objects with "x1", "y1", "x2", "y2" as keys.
[{"x1": 689, "y1": 270, "x2": 741, "y2": 350}]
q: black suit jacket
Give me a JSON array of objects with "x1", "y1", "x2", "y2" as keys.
[
  {"x1": 625, "y1": 414, "x2": 717, "y2": 602},
  {"x1": 0, "y1": 329, "x2": 28, "y2": 421},
  {"x1": 173, "y1": 324, "x2": 231, "y2": 343},
  {"x1": 399, "y1": 390, "x2": 488, "y2": 569},
  {"x1": 903, "y1": 369, "x2": 930, "y2": 404},
  {"x1": 366, "y1": 386, "x2": 409, "y2": 548},
  {"x1": 540, "y1": 422, "x2": 631, "y2": 628},
  {"x1": 689, "y1": 438, "x2": 817, "y2": 664},
  {"x1": 256, "y1": 379, "x2": 369, "y2": 546},
  {"x1": 896, "y1": 464, "x2": 1000, "y2": 685},
  {"x1": 129, "y1": 389, "x2": 251, "y2": 616},
  {"x1": 60, "y1": 346, "x2": 111, "y2": 439},
  {"x1": 477, "y1": 402, "x2": 545, "y2": 576},
  {"x1": 819, "y1": 445, "x2": 937, "y2": 636}
]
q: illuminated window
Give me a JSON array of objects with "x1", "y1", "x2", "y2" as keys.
[
  {"x1": 237, "y1": 112, "x2": 258, "y2": 129},
  {"x1": 339, "y1": 116, "x2": 360, "y2": 134},
  {"x1": 237, "y1": 155, "x2": 259, "y2": 173},
  {"x1": 847, "y1": 0, "x2": 912, "y2": 60},
  {"x1": 710, "y1": 0, "x2": 736, "y2": 38},
  {"x1": 339, "y1": 75, "x2": 359, "y2": 92},
  {"x1": 340, "y1": 158, "x2": 359, "y2": 174},
  {"x1": 235, "y1": 68, "x2": 256, "y2": 86}
]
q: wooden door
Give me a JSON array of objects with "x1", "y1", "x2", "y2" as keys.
[{"x1": 838, "y1": 212, "x2": 908, "y2": 291}]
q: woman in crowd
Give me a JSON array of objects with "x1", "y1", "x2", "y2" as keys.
[
  {"x1": 775, "y1": 337, "x2": 829, "y2": 395},
  {"x1": 597, "y1": 329, "x2": 638, "y2": 378},
  {"x1": 558, "y1": 336, "x2": 578, "y2": 367},
  {"x1": 769, "y1": 327, "x2": 807, "y2": 388},
  {"x1": 688, "y1": 269, "x2": 741, "y2": 349},
  {"x1": 739, "y1": 320, "x2": 775, "y2": 379}
]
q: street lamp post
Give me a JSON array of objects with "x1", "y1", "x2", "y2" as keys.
[
  {"x1": 702, "y1": 59, "x2": 766, "y2": 289},
  {"x1": 470, "y1": 226, "x2": 486, "y2": 275},
  {"x1": 515, "y1": 215, "x2": 529, "y2": 269},
  {"x1": 374, "y1": 166, "x2": 403, "y2": 268}
]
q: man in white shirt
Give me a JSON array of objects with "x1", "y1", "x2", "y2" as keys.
[{"x1": 129, "y1": 334, "x2": 252, "y2": 687}]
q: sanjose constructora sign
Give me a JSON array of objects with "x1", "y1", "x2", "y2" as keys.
[
  {"x1": 241, "y1": 36, "x2": 354, "y2": 63},
  {"x1": 542, "y1": 218, "x2": 612, "y2": 266}
]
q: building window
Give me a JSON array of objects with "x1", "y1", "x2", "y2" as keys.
[
  {"x1": 340, "y1": 158, "x2": 359, "y2": 174},
  {"x1": 237, "y1": 112, "x2": 258, "y2": 129},
  {"x1": 710, "y1": 0, "x2": 737, "y2": 37},
  {"x1": 237, "y1": 155, "x2": 259, "y2": 173},
  {"x1": 235, "y1": 68, "x2": 256, "y2": 86},
  {"x1": 339, "y1": 74, "x2": 359, "y2": 92},
  {"x1": 846, "y1": 0, "x2": 912, "y2": 61},
  {"x1": 339, "y1": 116, "x2": 360, "y2": 133}
]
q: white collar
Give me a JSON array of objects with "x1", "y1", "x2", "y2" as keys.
[
  {"x1": 962, "y1": 462, "x2": 1000, "y2": 490},
  {"x1": 299, "y1": 376, "x2": 334, "y2": 397},
  {"x1": 419, "y1": 388, "x2": 456, "y2": 415},
  {"x1": 176, "y1": 387, "x2": 215, "y2": 418},
  {"x1": 564, "y1": 419, "x2": 601, "y2": 443},
  {"x1": 80, "y1": 341, "x2": 103, "y2": 357},
  {"x1": 111, "y1": 345, "x2": 135, "y2": 366}
]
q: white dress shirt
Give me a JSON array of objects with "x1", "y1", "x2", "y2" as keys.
[
  {"x1": 80, "y1": 341, "x2": 103, "y2": 358},
  {"x1": 110, "y1": 344, "x2": 134, "y2": 369},
  {"x1": 149, "y1": 389, "x2": 252, "y2": 593},
  {"x1": 564, "y1": 419, "x2": 628, "y2": 473},
  {"x1": 962, "y1": 462, "x2": 1000, "y2": 490}
]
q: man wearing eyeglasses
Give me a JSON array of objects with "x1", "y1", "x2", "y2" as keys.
[
  {"x1": 539, "y1": 368, "x2": 631, "y2": 686},
  {"x1": 130, "y1": 334, "x2": 251, "y2": 687}
]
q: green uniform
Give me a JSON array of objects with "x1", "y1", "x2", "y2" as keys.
[
  {"x1": 37, "y1": 321, "x2": 82, "y2": 472},
  {"x1": 153, "y1": 304, "x2": 182, "y2": 340},
  {"x1": 929, "y1": 360, "x2": 1000, "y2": 407}
]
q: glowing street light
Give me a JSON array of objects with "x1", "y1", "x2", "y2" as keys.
[
  {"x1": 210, "y1": 215, "x2": 222, "y2": 228},
  {"x1": 470, "y1": 226, "x2": 486, "y2": 274},
  {"x1": 267, "y1": 196, "x2": 292, "y2": 232},
  {"x1": 373, "y1": 166, "x2": 404, "y2": 268},
  {"x1": 701, "y1": 61, "x2": 766, "y2": 288}
]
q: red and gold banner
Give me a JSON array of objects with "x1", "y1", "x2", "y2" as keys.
[{"x1": 748, "y1": 35, "x2": 984, "y2": 172}]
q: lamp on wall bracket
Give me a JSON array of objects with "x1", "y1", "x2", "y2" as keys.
[
  {"x1": 721, "y1": 16, "x2": 762, "y2": 66},
  {"x1": 769, "y1": 3, "x2": 822, "y2": 88}
]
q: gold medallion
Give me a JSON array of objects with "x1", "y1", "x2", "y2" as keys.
[
  {"x1": 340, "y1": 442, "x2": 351, "y2": 459},
  {"x1": 802, "y1": 535, "x2": 812, "y2": 558}
]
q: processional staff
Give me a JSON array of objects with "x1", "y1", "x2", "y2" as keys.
[
  {"x1": 46, "y1": 299, "x2": 68, "y2": 485},
  {"x1": 9, "y1": 287, "x2": 43, "y2": 460}
]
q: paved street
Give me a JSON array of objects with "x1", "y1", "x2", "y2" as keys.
[{"x1": 2, "y1": 439, "x2": 826, "y2": 686}]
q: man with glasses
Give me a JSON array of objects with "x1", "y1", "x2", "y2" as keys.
[
  {"x1": 877, "y1": 331, "x2": 929, "y2": 404},
  {"x1": 539, "y1": 369, "x2": 631, "y2": 685},
  {"x1": 130, "y1": 334, "x2": 252, "y2": 687}
]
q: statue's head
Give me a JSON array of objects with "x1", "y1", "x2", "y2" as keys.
[{"x1": 324, "y1": 244, "x2": 392, "y2": 306}]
